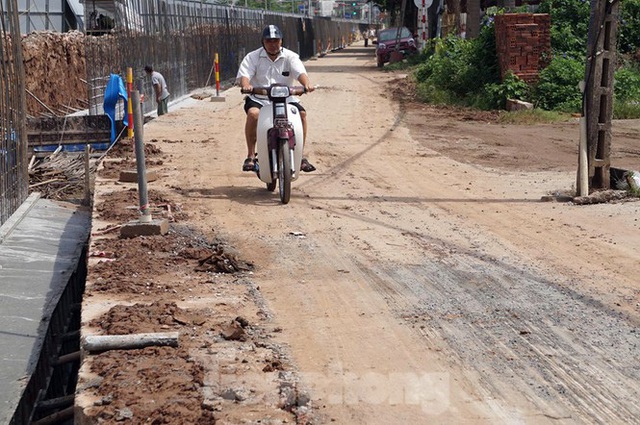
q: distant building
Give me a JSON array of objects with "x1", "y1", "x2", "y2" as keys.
[
  {"x1": 4, "y1": 0, "x2": 84, "y2": 33},
  {"x1": 318, "y1": 1, "x2": 333, "y2": 17},
  {"x1": 4, "y1": 0, "x2": 147, "y2": 34}
]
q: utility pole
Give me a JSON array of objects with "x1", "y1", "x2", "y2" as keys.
[{"x1": 578, "y1": 0, "x2": 619, "y2": 193}]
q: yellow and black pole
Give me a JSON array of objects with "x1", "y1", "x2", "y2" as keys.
[
  {"x1": 127, "y1": 67, "x2": 134, "y2": 139},
  {"x1": 215, "y1": 53, "x2": 220, "y2": 97},
  {"x1": 210, "y1": 53, "x2": 226, "y2": 102}
]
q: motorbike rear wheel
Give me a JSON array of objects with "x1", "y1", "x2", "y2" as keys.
[{"x1": 278, "y1": 140, "x2": 292, "y2": 204}]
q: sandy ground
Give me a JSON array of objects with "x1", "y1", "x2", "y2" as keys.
[{"x1": 76, "y1": 43, "x2": 640, "y2": 424}]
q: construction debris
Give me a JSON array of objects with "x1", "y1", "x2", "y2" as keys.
[
  {"x1": 28, "y1": 151, "x2": 98, "y2": 202},
  {"x1": 572, "y1": 189, "x2": 634, "y2": 205},
  {"x1": 195, "y1": 245, "x2": 253, "y2": 273}
]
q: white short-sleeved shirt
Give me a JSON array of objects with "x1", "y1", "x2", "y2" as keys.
[
  {"x1": 151, "y1": 71, "x2": 170, "y2": 100},
  {"x1": 235, "y1": 46, "x2": 307, "y2": 104}
]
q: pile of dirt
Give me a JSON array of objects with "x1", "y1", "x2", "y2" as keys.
[
  {"x1": 97, "y1": 140, "x2": 165, "y2": 180},
  {"x1": 21, "y1": 30, "x2": 87, "y2": 116}
]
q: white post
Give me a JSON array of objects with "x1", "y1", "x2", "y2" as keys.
[
  {"x1": 578, "y1": 81, "x2": 589, "y2": 196},
  {"x1": 414, "y1": 0, "x2": 432, "y2": 50},
  {"x1": 420, "y1": 1, "x2": 427, "y2": 50}
]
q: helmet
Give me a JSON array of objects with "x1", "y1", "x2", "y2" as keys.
[{"x1": 262, "y1": 25, "x2": 283, "y2": 40}]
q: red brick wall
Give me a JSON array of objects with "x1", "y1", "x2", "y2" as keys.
[{"x1": 494, "y1": 13, "x2": 551, "y2": 84}]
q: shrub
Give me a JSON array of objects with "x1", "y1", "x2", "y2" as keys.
[
  {"x1": 613, "y1": 66, "x2": 640, "y2": 118},
  {"x1": 409, "y1": 1, "x2": 640, "y2": 117},
  {"x1": 413, "y1": 24, "x2": 500, "y2": 107},
  {"x1": 532, "y1": 56, "x2": 584, "y2": 112},
  {"x1": 537, "y1": 0, "x2": 590, "y2": 59},
  {"x1": 614, "y1": 66, "x2": 640, "y2": 102},
  {"x1": 478, "y1": 72, "x2": 532, "y2": 110},
  {"x1": 619, "y1": 0, "x2": 640, "y2": 55},
  {"x1": 613, "y1": 102, "x2": 640, "y2": 119}
]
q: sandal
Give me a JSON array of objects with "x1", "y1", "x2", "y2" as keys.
[
  {"x1": 300, "y1": 158, "x2": 316, "y2": 173},
  {"x1": 242, "y1": 157, "x2": 255, "y2": 172}
]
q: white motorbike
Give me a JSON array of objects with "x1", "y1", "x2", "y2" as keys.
[{"x1": 242, "y1": 84, "x2": 307, "y2": 204}]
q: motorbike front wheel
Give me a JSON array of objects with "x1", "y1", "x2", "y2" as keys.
[{"x1": 278, "y1": 140, "x2": 292, "y2": 204}]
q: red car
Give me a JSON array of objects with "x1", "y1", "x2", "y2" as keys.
[{"x1": 375, "y1": 27, "x2": 418, "y2": 68}]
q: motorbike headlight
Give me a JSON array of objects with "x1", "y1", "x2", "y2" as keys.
[{"x1": 270, "y1": 86, "x2": 290, "y2": 98}]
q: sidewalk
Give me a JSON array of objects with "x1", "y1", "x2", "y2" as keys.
[{"x1": 0, "y1": 193, "x2": 90, "y2": 423}]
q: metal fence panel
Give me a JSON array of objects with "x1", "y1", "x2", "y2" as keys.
[
  {"x1": 84, "y1": 0, "x2": 361, "y2": 118},
  {"x1": 0, "y1": 0, "x2": 28, "y2": 226}
]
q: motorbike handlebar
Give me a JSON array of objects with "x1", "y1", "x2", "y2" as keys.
[{"x1": 240, "y1": 85, "x2": 308, "y2": 96}]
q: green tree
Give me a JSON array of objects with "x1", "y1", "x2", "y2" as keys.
[
  {"x1": 619, "y1": 0, "x2": 640, "y2": 55},
  {"x1": 537, "y1": 0, "x2": 590, "y2": 59}
]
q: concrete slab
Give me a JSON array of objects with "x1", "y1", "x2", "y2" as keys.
[
  {"x1": 119, "y1": 218, "x2": 169, "y2": 238},
  {"x1": 118, "y1": 169, "x2": 159, "y2": 183},
  {"x1": 0, "y1": 195, "x2": 90, "y2": 424}
]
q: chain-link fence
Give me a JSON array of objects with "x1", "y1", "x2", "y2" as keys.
[
  {"x1": 0, "y1": 0, "x2": 28, "y2": 226},
  {"x1": 84, "y1": 0, "x2": 362, "y2": 117}
]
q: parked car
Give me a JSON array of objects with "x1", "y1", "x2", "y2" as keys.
[{"x1": 374, "y1": 27, "x2": 418, "y2": 68}]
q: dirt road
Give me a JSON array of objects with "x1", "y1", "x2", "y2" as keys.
[{"x1": 79, "y1": 44, "x2": 640, "y2": 424}]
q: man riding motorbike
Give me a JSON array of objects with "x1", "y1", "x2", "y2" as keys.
[{"x1": 236, "y1": 24, "x2": 316, "y2": 172}]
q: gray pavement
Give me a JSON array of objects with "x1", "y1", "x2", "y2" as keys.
[{"x1": 0, "y1": 193, "x2": 90, "y2": 423}]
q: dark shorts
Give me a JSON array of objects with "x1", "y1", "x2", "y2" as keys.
[
  {"x1": 158, "y1": 97, "x2": 169, "y2": 116},
  {"x1": 244, "y1": 96, "x2": 305, "y2": 114}
]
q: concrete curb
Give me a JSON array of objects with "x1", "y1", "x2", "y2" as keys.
[{"x1": 0, "y1": 192, "x2": 41, "y2": 244}]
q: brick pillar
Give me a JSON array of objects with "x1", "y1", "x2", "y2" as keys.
[{"x1": 494, "y1": 13, "x2": 551, "y2": 84}]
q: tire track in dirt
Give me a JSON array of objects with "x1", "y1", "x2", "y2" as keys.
[
  {"x1": 356, "y1": 243, "x2": 639, "y2": 423},
  {"x1": 288, "y1": 59, "x2": 640, "y2": 421},
  {"x1": 320, "y1": 129, "x2": 640, "y2": 423},
  {"x1": 253, "y1": 232, "x2": 487, "y2": 424}
]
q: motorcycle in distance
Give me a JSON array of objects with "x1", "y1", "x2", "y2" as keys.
[{"x1": 241, "y1": 84, "x2": 308, "y2": 204}]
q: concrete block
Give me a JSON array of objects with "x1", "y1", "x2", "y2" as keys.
[
  {"x1": 506, "y1": 99, "x2": 534, "y2": 112},
  {"x1": 119, "y1": 169, "x2": 159, "y2": 183},
  {"x1": 120, "y1": 218, "x2": 169, "y2": 238}
]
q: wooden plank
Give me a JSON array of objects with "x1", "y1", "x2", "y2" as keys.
[{"x1": 26, "y1": 115, "x2": 112, "y2": 148}]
